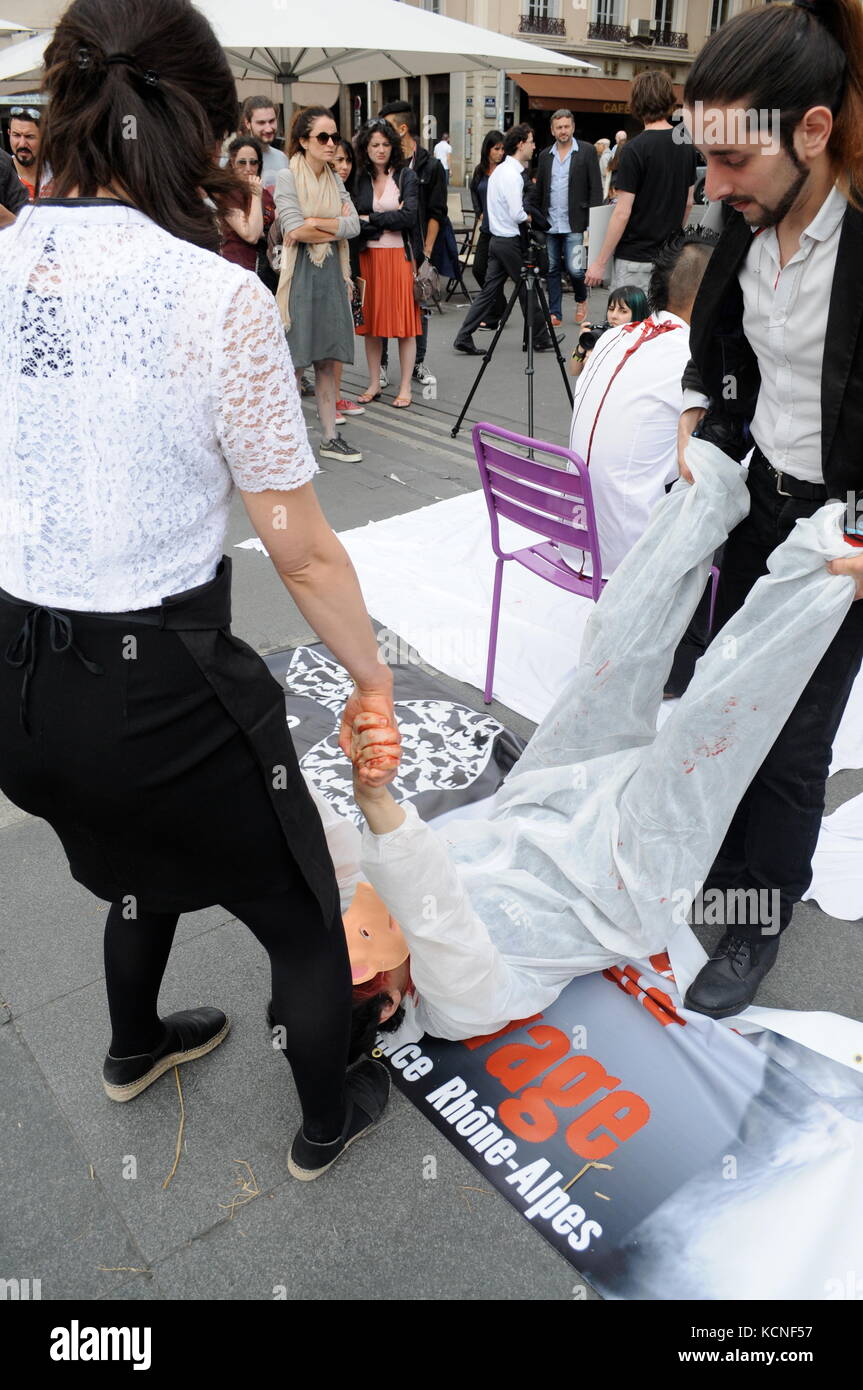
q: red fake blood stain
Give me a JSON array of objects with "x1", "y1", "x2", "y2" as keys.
[
  {"x1": 595, "y1": 659, "x2": 610, "y2": 676},
  {"x1": 751, "y1": 705, "x2": 759, "y2": 711},
  {"x1": 722, "y1": 697, "x2": 738, "y2": 714},
  {"x1": 683, "y1": 759, "x2": 695, "y2": 774},
  {"x1": 694, "y1": 736, "x2": 732, "y2": 759}
]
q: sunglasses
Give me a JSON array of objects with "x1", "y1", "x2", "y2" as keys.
[
  {"x1": 235, "y1": 157, "x2": 260, "y2": 167},
  {"x1": 11, "y1": 106, "x2": 40, "y2": 122},
  {"x1": 311, "y1": 131, "x2": 340, "y2": 146}
]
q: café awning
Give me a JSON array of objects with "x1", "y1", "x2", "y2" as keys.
[{"x1": 510, "y1": 72, "x2": 683, "y2": 114}]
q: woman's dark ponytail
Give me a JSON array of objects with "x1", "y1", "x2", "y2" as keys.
[{"x1": 37, "y1": 0, "x2": 245, "y2": 251}]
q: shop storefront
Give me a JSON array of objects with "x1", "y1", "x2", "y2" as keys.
[{"x1": 508, "y1": 73, "x2": 684, "y2": 147}]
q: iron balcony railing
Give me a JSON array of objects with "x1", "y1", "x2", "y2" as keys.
[{"x1": 518, "y1": 14, "x2": 567, "y2": 36}]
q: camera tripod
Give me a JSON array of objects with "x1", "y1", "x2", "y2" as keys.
[{"x1": 451, "y1": 238, "x2": 574, "y2": 440}]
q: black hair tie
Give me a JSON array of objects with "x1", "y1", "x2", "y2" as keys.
[{"x1": 105, "y1": 51, "x2": 161, "y2": 86}]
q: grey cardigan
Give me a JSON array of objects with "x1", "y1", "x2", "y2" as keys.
[{"x1": 274, "y1": 166, "x2": 360, "y2": 241}]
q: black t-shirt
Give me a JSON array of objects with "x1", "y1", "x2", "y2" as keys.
[
  {"x1": 614, "y1": 129, "x2": 698, "y2": 263},
  {"x1": 0, "y1": 149, "x2": 29, "y2": 218}
]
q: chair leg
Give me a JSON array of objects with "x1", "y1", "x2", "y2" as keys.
[{"x1": 484, "y1": 558, "x2": 505, "y2": 704}]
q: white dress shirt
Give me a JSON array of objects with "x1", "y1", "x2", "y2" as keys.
[
  {"x1": 564, "y1": 311, "x2": 692, "y2": 575},
  {"x1": 740, "y1": 184, "x2": 845, "y2": 483},
  {"x1": 433, "y1": 139, "x2": 452, "y2": 172},
  {"x1": 682, "y1": 185, "x2": 846, "y2": 482},
  {"x1": 486, "y1": 155, "x2": 528, "y2": 238}
]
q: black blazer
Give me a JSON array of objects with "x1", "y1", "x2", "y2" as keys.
[
  {"x1": 682, "y1": 197, "x2": 863, "y2": 499},
  {"x1": 352, "y1": 166, "x2": 423, "y2": 264},
  {"x1": 533, "y1": 142, "x2": 603, "y2": 234}
]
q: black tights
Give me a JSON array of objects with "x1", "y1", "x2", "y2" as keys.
[{"x1": 103, "y1": 882, "x2": 352, "y2": 1142}]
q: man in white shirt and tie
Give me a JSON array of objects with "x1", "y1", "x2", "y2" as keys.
[{"x1": 454, "y1": 124, "x2": 561, "y2": 355}]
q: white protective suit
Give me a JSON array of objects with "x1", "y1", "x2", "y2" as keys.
[{"x1": 310, "y1": 441, "x2": 859, "y2": 1043}]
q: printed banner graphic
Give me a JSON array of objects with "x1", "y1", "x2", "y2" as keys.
[{"x1": 270, "y1": 643, "x2": 863, "y2": 1301}]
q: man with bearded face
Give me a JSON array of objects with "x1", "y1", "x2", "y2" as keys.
[
  {"x1": 675, "y1": 0, "x2": 863, "y2": 1019},
  {"x1": 7, "y1": 108, "x2": 49, "y2": 199}
]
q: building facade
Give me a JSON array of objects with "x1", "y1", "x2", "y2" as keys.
[
  {"x1": 1, "y1": 0, "x2": 763, "y2": 185},
  {"x1": 394, "y1": 0, "x2": 761, "y2": 183}
]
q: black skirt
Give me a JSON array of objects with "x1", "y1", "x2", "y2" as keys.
[{"x1": 0, "y1": 558, "x2": 339, "y2": 920}]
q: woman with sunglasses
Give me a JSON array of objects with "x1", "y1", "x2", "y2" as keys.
[
  {"x1": 274, "y1": 106, "x2": 362, "y2": 463},
  {"x1": 220, "y1": 135, "x2": 276, "y2": 287}
]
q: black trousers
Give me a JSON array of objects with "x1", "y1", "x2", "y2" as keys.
[
  {"x1": 706, "y1": 451, "x2": 863, "y2": 936},
  {"x1": 472, "y1": 228, "x2": 506, "y2": 325},
  {"x1": 460, "y1": 234, "x2": 550, "y2": 344}
]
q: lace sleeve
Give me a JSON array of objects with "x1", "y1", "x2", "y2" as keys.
[{"x1": 214, "y1": 272, "x2": 318, "y2": 493}]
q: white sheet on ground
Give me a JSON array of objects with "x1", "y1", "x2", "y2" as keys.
[{"x1": 238, "y1": 487, "x2": 863, "y2": 946}]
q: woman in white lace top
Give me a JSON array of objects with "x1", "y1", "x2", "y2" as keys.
[{"x1": 0, "y1": 0, "x2": 394, "y2": 1180}]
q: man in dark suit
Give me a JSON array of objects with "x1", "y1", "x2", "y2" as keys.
[
  {"x1": 673, "y1": 0, "x2": 863, "y2": 1019},
  {"x1": 532, "y1": 109, "x2": 603, "y2": 327}
]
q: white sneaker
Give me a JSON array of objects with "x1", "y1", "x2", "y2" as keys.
[
  {"x1": 378, "y1": 367, "x2": 389, "y2": 390},
  {"x1": 413, "y1": 363, "x2": 436, "y2": 386}
]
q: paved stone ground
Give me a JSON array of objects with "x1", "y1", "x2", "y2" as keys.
[{"x1": 1, "y1": 282, "x2": 861, "y2": 1303}]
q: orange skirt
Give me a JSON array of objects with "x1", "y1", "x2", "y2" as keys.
[{"x1": 357, "y1": 246, "x2": 422, "y2": 339}]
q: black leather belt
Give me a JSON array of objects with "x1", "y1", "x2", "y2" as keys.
[{"x1": 750, "y1": 446, "x2": 828, "y2": 501}]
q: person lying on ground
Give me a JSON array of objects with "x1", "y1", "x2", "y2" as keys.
[{"x1": 315, "y1": 441, "x2": 862, "y2": 1056}]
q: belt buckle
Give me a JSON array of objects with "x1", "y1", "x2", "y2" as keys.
[{"x1": 774, "y1": 468, "x2": 794, "y2": 498}]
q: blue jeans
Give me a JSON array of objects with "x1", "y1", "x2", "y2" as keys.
[{"x1": 546, "y1": 231, "x2": 586, "y2": 318}]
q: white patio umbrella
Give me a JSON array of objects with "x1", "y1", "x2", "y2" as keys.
[
  {"x1": 207, "y1": 0, "x2": 590, "y2": 90},
  {"x1": 0, "y1": 1, "x2": 592, "y2": 93},
  {"x1": 0, "y1": 33, "x2": 48, "y2": 82}
]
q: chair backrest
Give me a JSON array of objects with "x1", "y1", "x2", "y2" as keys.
[{"x1": 472, "y1": 422, "x2": 604, "y2": 596}]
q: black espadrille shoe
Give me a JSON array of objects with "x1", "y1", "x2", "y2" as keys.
[
  {"x1": 287, "y1": 1059, "x2": 390, "y2": 1181},
  {"x1": 102, "y1": 1007, "x2": 230, "y2": 1102}
]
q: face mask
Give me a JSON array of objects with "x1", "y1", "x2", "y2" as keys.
[{"x1": 343, "y1": 882, "x2": 409, "y2": 984}]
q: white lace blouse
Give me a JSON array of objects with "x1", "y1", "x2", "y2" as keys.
[{"x1": 0, "y1": 200, "x2": 317, "y2": 611}]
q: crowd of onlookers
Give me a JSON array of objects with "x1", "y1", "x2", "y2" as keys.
[
  {"x1": 1, "y1": 71, "x2": 709, "y2": 526},
  {"x1": 211, "y1": 95, "x2": 454, "y2": 464},
  {"x1": 207, "y1": 74, "x2": 700, "y2": 467}
]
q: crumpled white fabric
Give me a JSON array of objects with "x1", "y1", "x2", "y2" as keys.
[{"x1": 359, "y1": 440, "x2": 859, "y2": 1041}]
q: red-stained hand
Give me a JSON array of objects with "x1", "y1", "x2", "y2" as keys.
[
  {"x1": 350, "y1": 713, "x2": 401, "y2": 785},
  {"x1": 339, "y1": 692, "x2": 401, "y2": 787}
]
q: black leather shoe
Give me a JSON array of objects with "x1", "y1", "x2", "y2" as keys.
[
  {"x1": 453, "y1": 337, "x2": 483, "y2": 355},
  {"x1": 288, "y1": 1059, "x2": 391, "y2": 1181},
  {"x1": 683, "y1": 933, "x2": 780, "y2": 1019},
  {"x1": 102, "y1": 1007, "x2": 230, "y2": 1101},
  {"x1": 534, "y1": 333, "x2": 565, "y2": 352}
]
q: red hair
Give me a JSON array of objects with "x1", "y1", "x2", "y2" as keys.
[
  {"x1": 351, "y1": 965, "x2": 414, "y2": 1006},
  {"x1": 352, "y1": 971, "x2": 388, "y2": 1002}
]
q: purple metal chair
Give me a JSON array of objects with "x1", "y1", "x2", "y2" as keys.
[{"x1": 472, "y1": 422, "x2": 606, "y2": 705}]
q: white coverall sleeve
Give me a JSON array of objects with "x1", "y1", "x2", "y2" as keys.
[
  {"x1": 301, "y1": 773, "x2": 363, "y2": 912},
  {"x1": 360, "y1": 801, "x2": 518, "y2": 1039}
]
